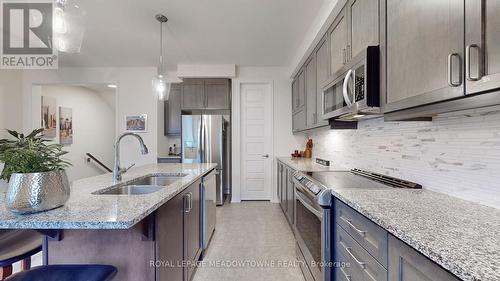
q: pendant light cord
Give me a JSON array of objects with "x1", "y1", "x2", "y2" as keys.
[{"x1": 158, "y1": 21, "x2": 163, "y2": 75}]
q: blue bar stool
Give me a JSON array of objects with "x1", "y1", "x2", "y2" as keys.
[
  {"x1": 4, "y1": 265, "x2": 117, "y2": 281},
  {"x1": 0, "y1": 230, "x2": 42, "y2": 280},
  {"x1": 1, "y1": 230, "x2": 117, "y2": 281}
]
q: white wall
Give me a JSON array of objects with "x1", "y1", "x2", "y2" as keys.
[
  {"x1": 21, "y1": 67, "x2": 158, "y2": 169},
  {"x1": 0, "y1": 70, "x2": 23, "y2": 192},
  {"x1": 306, "y1": 106, "x2": 500, "y2": 209},
  {"x1": 31, "y1": 85, "x2": 115, "y2": 181},
  {"x1": 231, "y1": 66, "x2": 304, "y2": 203}
]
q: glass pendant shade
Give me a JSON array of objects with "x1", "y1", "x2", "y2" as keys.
[
  {"x1": 153, "y1": 74, "x2": 171, "y2": 101},
  {"x1": 53, "y1": 0, "x2": 86, "y2": 53}
]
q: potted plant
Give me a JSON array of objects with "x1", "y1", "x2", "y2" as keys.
[{"x1": 0, "y1": 128, "x2": 72, "y2": 214}]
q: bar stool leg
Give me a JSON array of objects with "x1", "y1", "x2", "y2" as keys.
[
  {"x1": 0, "y1": 265, "x2": 13, "y2": 281},
  {"x1": 21, "y1": 257, "x2": 31, "y2": 270}
]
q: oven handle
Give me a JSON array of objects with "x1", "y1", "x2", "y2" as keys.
[{"x1": 295, "y1": 191, "x2": 323, "y2": 219}]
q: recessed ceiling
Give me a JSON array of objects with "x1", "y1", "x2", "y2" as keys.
[{"x1": 59, "y1": 0, "x2": 326, "y2": 69}]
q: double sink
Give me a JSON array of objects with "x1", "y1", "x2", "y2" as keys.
[{"x1": 93, "y1": 174, "x2": 188, "y2": 195}]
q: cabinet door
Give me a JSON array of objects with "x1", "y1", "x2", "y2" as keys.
[
  {"x1": 185, "y1": 180, "x2": 202, "y2": 281},
  {"x1": 388, "y1": 235, "x2": 459, "y2": 281},
  {"x1": 205, "y1": 79, "x2": 230, "y2": 109},
  {"x1": 385, "y1": 0, "x2": 464, "y2": 113},
  {"x1": 292, "y1": 109, "x2": 306, "y2": 132},
  {"x1": 164, "y1": 83, "x2": 181, "y2": 135},
  {"x1": 181, "y1": 79, "x2": 205, "y2": 109},
  {"x1": 348, "y1": 0, "x2": 379, "y2": 60},
  {"x1": 305, "y1": 56, "x2": 317, "y2": 127},
  {"x1": 280, "y1": 164, "x2": 287, "y2": 213},
  {"x1": 465, "y1": 0, "x2": 500, "y2": 94},
  {"x1": 286, "y1": 167, "x2": 295, "y2": 225},
  {"x1": 330, "y1": 8, "x2": 348, "y2": 77},
  {"x1": 297, "y1": 70, "x2": 306, "y2": 110},
  {"x1": 315, "y1": 37, "x2": 330, "y2": 126},
  {"x1": 156, "y1": 191, "x2": 184, "y2": 281},
  {"x1": 292, "y1": 77, "x2": 299, "y2": 111}
]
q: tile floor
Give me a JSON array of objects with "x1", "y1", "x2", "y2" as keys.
[{"x1": 192, "y1": 201, "x2": 305, "y2": 281}]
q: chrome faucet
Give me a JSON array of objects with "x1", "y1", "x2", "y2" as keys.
[{"x1": 113, "y1": 132, "x2": 149, "y2": 182}]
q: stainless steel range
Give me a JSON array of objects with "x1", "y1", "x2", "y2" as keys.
[
  {"x1": 293, "y1": 172, "x2": 333, "y2": 281},
  {"x1": 293, "y1": 168, "x2": 422, "y2": 281}
]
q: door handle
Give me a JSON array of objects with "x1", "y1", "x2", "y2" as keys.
[
  {"x1": 447, "y1": 53, "x2": 462, "y2": 87},
  {"x1": 466, "y1": 44, "x2": 481, "y2": 81},
  {"x1": 262, "y1": 154, "x2": 269, "y2": 159}
]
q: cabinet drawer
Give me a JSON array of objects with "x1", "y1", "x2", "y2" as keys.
[
  {"x1": 335, "y1": 199, "x2": 388, "y2": 267},
  {"x1": 335, "y1": 226, "x2": 387, "y2": 281}
]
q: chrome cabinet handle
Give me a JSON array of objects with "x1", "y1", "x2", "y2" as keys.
[
  {"x1": 184, "y1": 193, "x2": 192, "y2": 213},
  {"x1": 347, "y1": 45, "x2": 351, "y2": 61},
  {"x1": 262, "y1": 154, "x2": 269, "y2": 158},
  {"x1": 466, "y1": 44, "x2": 481, "y2": 81},
  {"x1": 342, "y1": 48, "x2": 346, "y2": 65},
  {"x1": 447, "y1": 53, "x2": 462, "y2": 87},
  {"x1": 341, "y1": 242, "x2": 366, "y2": 269},
  {"x1": 340, "y1": 267, "x2": 351, "y2": 281},
  {"x1": 340, "y1": 216, "x2": 366, "y2": 237}
]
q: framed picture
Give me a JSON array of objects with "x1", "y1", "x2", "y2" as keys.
[
  {"x1": 59, "y1": 107, "x2": 73, "y2": 145},
  {"x1": 126, "y1": 114, "x2": 148, "y2": 132},
  {"x1": 41, "y1": 96, "x2": 57, "y2": 139}
]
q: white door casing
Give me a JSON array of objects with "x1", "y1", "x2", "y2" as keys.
[{"x1": 240, "y1": 82, "x2": 273, "y2": 200}]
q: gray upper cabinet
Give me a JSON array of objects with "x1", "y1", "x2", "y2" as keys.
[
  {"x1": 384, "y1": 0, "x2": 465, "y2": 113},
  {"x1": 388, "y1": 235, "x2": 459, "y2": 281},
  {"x1": 292, "y1": 77, "x2": 299, "y2": 112},
  {"x1": 465, "y1": 0, "x2": 500, "y2": 95},
  {"x1": 292, "y1": 109, "x2": 306, "y2": 132},
  {"x1": 181, "y1": 78, "x2": 230, "y2": 110},
  {"x1": 205, "y1": 79, "x2": 230, "y2": 109},
  {"x1": 164, "y1": 83, "x2": 181, "y2": 135},
  {"x1": 348, "y1": 0, "x2": 379, "y2": 60},
  {"x1": 315, "y1": 37, "x2": 330, "y2": 127},
  {"x1": 292, "y1": 70, "x2": 306, "y2": 112},
  {"x1": 181, "y1": 79, "x2": 205, "y2": 109},
  {"x1": 330, "y1": 8, "x2": 348, "y2": 77},
  {"x1": 306, "y1": 56, "x2": 317, "y2": 127}
]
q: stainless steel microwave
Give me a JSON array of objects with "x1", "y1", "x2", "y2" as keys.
[{"x1": 321, "y1": 46, "x2": 380, "y2": 121}]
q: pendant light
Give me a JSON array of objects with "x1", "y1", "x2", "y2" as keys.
[{"x1": 152, "y1": 14, "x2": 171, "y2": 101}]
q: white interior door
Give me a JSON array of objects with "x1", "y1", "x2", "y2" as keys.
[{"x1": 240, "y1": 82, "x2": 273, "y2": 200}]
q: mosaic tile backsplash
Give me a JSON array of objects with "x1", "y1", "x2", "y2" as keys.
[{"x1": 307, "y1": 106, "x2": 500, "y2": 208}]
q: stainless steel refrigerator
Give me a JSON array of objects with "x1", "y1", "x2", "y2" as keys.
[{"x1": 182, "y1": 115, "x2": 229, "y2": 205}]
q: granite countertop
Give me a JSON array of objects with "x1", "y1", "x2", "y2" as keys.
[
  {"x1": 328, "y1": 180, "x2": 500, "y2": 281},
  {"x1": 0, "y1": 163, "x2": 216, "y2": 230},
  {"x1": 277, "y1": 157, "x2": 349, "y2": 172}
]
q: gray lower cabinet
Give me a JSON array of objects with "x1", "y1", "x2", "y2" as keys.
[
  {"x1": 384, "y1": 0, "x2": 465, "y2": 113},
  {"x1": 164, "y1": 83, "x2": 181, "y2": 135},
  {"x1": 334, "y1": 199, "x2": 461, "y2": 281},
  {"x1": 388, "y1": 235, "x2": 459, "y2": 281},
  {"x1": 465, "y1": 0, "x2": 500, "y2": 95},
  {"x1": 277, "y1": 161, "x2": 295, "y2": 227},
  {"x1": 181, "y1": 79, "x2": 230, "y2": 110},
  {"x1": 157, "y1": 179, "x2": 202, "y2": 281},
  {"x1": 184, "y1": 180, "x2": 201, "y2": 281}
]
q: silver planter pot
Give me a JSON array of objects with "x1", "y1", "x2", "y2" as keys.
[{"x1": 6, "y1": 170, "x2": 70, "y2": 214}]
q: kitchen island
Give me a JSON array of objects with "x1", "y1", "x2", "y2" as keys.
[{"x1": 0, "y1": 163, "x2": 217, "y2": 281}]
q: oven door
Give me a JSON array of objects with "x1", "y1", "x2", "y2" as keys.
[{"x1": 294, "y1": 185, "x2": 324, "y2": 281}]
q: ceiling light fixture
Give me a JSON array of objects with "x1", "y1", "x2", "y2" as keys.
[
  {"x1": 107, "y1": 84, "x2": 117, "y2": 89},
  {"x1": 152, "y1": 14, "x2": 171, "y2": 101}
]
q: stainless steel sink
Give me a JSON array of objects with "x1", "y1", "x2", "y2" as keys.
[
  {"x1": 98, "y1": 185, "x2": 165, "y2": 195},
  {"x1": 93, "y1": 174, "x2": 188, "y2": 195}
]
